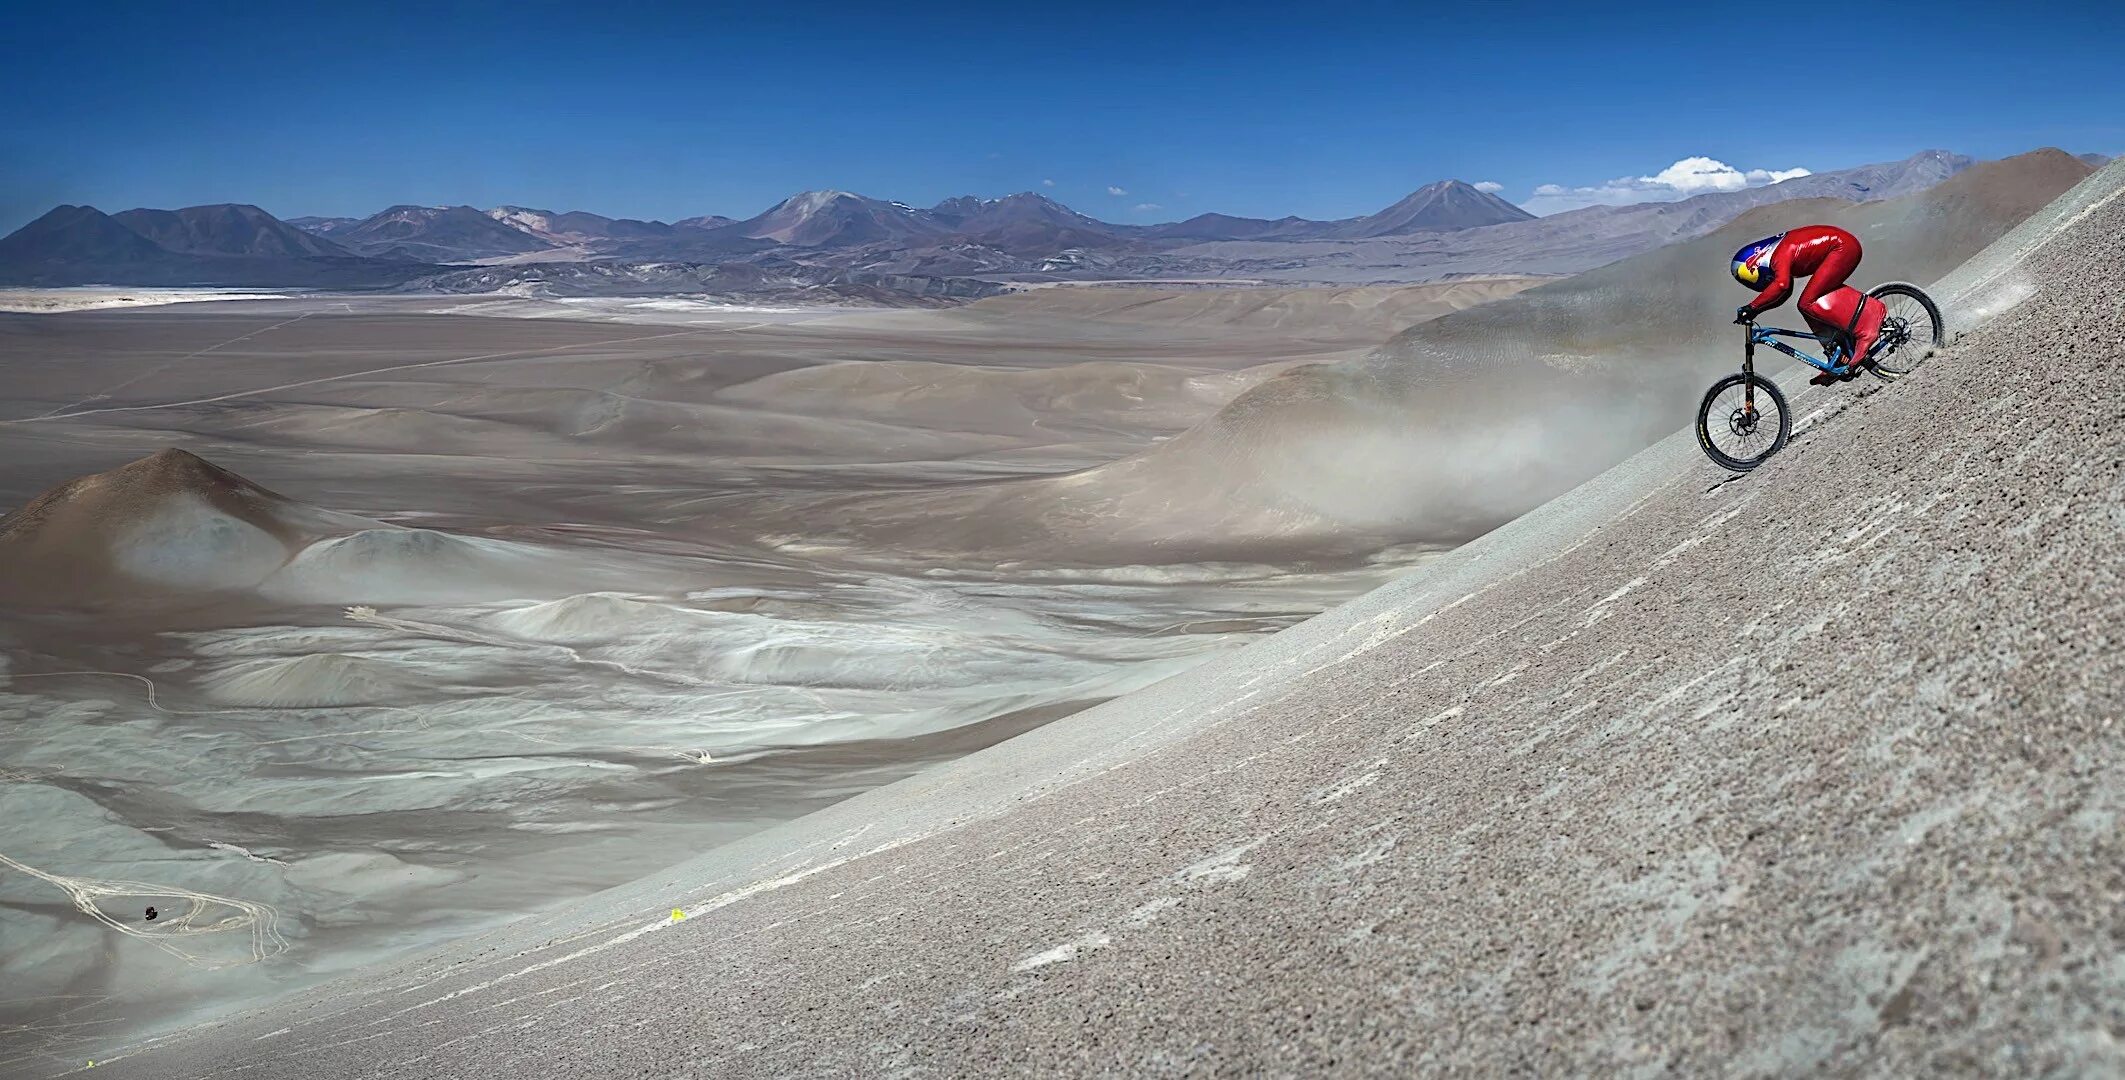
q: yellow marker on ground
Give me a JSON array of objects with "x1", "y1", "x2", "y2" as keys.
[{"x1": 671, "y1": 908, "x2": 686, "y2": 921}]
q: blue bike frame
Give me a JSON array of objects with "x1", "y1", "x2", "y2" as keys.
[{"x1": 1748, "y1": 323, "x2": 1855, "y2": 376}]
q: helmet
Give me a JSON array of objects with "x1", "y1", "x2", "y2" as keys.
[{"x1": 1731, "y1": 233, "x2": 1784, "y2": 290}]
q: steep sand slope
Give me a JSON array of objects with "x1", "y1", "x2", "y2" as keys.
[{"x1": 72, "y1": 168, "x2": 2125, "y2": 1076}]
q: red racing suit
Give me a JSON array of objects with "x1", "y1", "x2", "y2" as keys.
[{"x1": 1737, "y1": 224, "x2": 1884, "y2": 364}]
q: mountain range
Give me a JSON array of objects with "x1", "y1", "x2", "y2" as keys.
[
  {"x1": 0, "y1": 204, "x2": 430, "y2": 288},
  {"x1": 1118, "y1": 150, "x2": 1985, "y2": 285},
  {"x1": 0, "y1": 149, "x2": 2064, "y2": 297}
]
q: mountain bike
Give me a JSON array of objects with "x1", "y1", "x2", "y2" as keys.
[{"x1": 1695, "y1": 282, "x2": 1944, "y2": 471}]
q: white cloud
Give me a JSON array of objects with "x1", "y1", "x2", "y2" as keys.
[
  {"x1": 1042, "y1": 178, "x2": 1055, "y2": 187},
  {"x1": 1473, "y1": 180, "x2": 1505, "y2": 194},
  {"x1": 1521, "y1": 156, "x2": 1813, "y2": 215},
  {"x1": 1133, "y1": 203, "x2": 1162, "y2": 212},
  {"x1": 1106, "y1": 185, "x2": 1128, "y2": 196}
]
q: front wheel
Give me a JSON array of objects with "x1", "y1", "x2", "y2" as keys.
[
  {"x1": 1863, "y1": 282, "x2": 1945, "y2": 380},
  {"x1": 1696, "y1": 372, "x2": 1791, "y2": 471}
]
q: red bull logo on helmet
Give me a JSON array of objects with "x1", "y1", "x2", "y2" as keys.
[{"x1": 1731, "y1": 233, "x2": 1784, "y2": 289}]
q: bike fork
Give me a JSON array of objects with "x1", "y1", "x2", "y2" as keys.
[{"x1": 1743, "y1": 326, "x2": 1758, "y2": 417}]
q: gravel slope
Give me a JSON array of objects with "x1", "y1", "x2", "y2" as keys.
[{"x1": 64, "y1": 162, "x2": 2125, "y2": 1078}]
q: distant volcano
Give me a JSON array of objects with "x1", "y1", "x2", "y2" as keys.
[
  {"x1": 734, "y1": 190, "x2": 952, "y2": 248},
  {"x1": 1321, "y1": 180, "x2": 1537, "y2": 238},
  {"x1": 485, "y1": 207, "x2": 677, "y2": 244},
  {"x1": 0, "y1": 204, "x2": 180, "y2": 272},
  {"x1": 929, "y1": 192, "x2": 1130, "y2": 252},
  {"x1": 1142, "y1": 180, "x2": 1534, "y2": 243},
  {"x1": 114, "y1": 203, "x2": 355, "y2": 258},
  {"x1": 331, "y1": 205, "x2": 555, "y2": 262}
]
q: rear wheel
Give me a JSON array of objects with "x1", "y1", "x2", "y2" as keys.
[
  {"x1": 1863, "y1": 282, "x2": 1944, "y2": 380},
  {"x1": 1696, "y1": 372, "x2": 1791, "y2": 471}
]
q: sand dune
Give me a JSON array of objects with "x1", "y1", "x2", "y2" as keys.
[
  {"x1": 0, "y1": 449, "x2": 376, "y2": 607},
  {"x1": 199, "y1": 653, "x2": 425, "y2": 708},
  {"x1": 486, "y1": 593, "x2": 713, "y2": 643},
  {"x1": 0, "y1": 448, "x2": 662, "y2": 611},
  {"x1": 260, "y1": 527, "x2": 599, "y2": 605}
]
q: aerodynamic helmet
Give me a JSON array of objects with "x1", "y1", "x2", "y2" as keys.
[{"x1": 1730, "y1": 233, "x2": 1784, "y2": 291}]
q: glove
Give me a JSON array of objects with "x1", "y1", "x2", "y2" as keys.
[{"x1": 1733, "y1": 305, "x2": 1755, "y2": 325}]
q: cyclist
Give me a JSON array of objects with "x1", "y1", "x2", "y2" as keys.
[{"x1": 1730, "y1": 224, "x2": 1885, "y2": 381}]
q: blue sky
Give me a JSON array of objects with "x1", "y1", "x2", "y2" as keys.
[{"x1": 3, "y1": 0, "x2": 2120, "y2": 232}]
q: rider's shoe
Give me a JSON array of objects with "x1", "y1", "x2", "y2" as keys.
[{"x1": 1850, "y1": 296, "x2": 1888, "y2": 365}]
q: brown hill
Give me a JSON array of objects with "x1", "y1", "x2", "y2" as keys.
[{"x1": 0, "y1": 449, "x2": 350, "y2": 607}]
